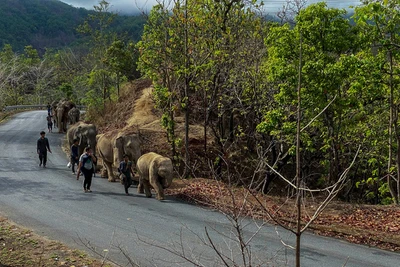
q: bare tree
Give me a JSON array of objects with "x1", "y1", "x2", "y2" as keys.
[{"x1": 0, "y1": 54, "x2": 25, "y2": 107}]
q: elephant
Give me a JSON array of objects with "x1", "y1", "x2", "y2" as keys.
[
  {"x1": 97, "y1": 132, "x2": 141, "y2": 182},
  {"x1": 50, "y1": 100, "x2": 59, "y2": 127},
  {"x1": 136, "y1": 152, "x2": 173, "y2": 200},
  {"x1": 68, "y1": 107, "x2": 80, "y2": 124},
  {"x1": 67, "y1": 121, "x2": 97, "y2": 157},
  {"x1": 50, "y1": 100, "x2": 58, "y2": 115},
  {"x1": 56, "y1": 100, "x2": 75, "y2": 133}
]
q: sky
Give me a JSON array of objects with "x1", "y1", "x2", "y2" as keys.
[{"x1": 59, "y1": 0, "x2": 363, "y2": 15}]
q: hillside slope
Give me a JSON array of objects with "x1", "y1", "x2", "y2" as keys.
[
  {"x1": 0, "y1": 0, "x2": 145, "y2": 53},
  {"x1": 97, "y1": 79, "x2": 208, "y2": 158}
]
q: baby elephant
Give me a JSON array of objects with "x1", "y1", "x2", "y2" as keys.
[{"x1": 137, "y1": 152, "x2": 173, "y2": 200}]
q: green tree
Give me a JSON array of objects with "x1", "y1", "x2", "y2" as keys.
[
  {"x1": 354, "y1": 0, "x2": 400, "y2": 204},
  {"x1": 138, "y1": 0, "x2": 266, "y2": 179},
  {"x1": 259, "y1": 3, "x2": 360, "y2": 190},
  {"x1": 137, "y1": 4, "x2": 181, "y2": 163},
  {"x1": 77, "y1": 0, "x2": 118, "y2": 116},
  {"x1": 103, "y1": 40, "x2": 139, "y2": 96}
]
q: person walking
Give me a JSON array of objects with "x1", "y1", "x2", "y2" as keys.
[
  {"x1": 76, "y1": 146, "x2": 97, "y2": 193},
  {"x1": 70, "y1": 139, "x2": 79, "y2": 174},
  {"x1": 46, "y1": 114, "x2": 53, "y2": 133},
  {"x1": 46, "y1": 103, "x2": 51, "y2": 116},
  {"x1": 37, "y1": 131, "x2": 51, "y2": 167},
  {"x1": 118, "y1": 154, "x2": 135, "y2": 195}
]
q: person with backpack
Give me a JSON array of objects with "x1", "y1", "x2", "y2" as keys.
[
  {"x1": 37, "y1": 131, "x2": 51, "y2": 167},
  {"x1": 76, "y1": 146, "x2": 97, "y2": 193},
  {"x1": 118, "y1": 154, "x2": 135, "y2": 195}
]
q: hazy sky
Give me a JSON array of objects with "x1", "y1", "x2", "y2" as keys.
[
  {"x1": 59, "y1": 0, "x2": 363, "y2": 15},
  {"x1": 60, "y1": 0, "x2": 156, "y2": 13}
]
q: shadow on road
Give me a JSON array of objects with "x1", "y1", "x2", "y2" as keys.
[{"x1": 0, "y1": 175, "x2": 94, "y2": 202}]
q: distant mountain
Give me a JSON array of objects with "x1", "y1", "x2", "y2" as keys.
[{"x1": 0, "y1": 0, "x2": 146, "y2": 54}]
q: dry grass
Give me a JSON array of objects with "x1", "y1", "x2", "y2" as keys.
[
  {"x1": 127, "y1": 86, "x2": 158, "y2": 127},
  {"x1": 0, "y1": 216, "x2": 114, "y2": 267}
]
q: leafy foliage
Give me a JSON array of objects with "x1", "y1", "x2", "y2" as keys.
[{"x1": 137, "y1": 0, "x2": 400, "y2": 204}]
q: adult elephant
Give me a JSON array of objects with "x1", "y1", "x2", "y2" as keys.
[
  {"x1": 56, "y1": 100, "x2": 75, "y2": 133},
  {"x1": 67, "y1": 122, "x2": 97, "y2": 157},
  {"x1": 97, "y1": 132, "x2": 141, "y2": 182},
  {"x1": 68, "y1": 107, "x2": 80, "y2": 124},
  {"x1": 50, "y1": 100, "x2": 59, "y2": 127}
]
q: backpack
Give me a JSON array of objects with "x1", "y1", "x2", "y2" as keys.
[
  {"x1": 118, "y1": 161, "x2": 126, "y2": 174},
  {"x1": 81, "y1": 154, "x2": 93, "y2": 170}
]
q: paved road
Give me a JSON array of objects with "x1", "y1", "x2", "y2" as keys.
[{"x1": 0, "y1": 111, "x2": 399, "y2": 267}]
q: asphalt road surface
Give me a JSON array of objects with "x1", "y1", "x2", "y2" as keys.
[{"x1": 0, "y1": 111, "x2": 399, "y2": 267}]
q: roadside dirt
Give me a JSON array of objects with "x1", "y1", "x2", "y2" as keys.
[{"x1": 0, "y1": 216, "x2": 114, "y2": 267}]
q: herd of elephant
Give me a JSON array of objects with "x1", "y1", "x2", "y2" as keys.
[
  {"x1": 66, "y1": 121, "x2": 173, "y2": 201},
  {"x1": 50, "y1": 99, "x2": 81, "y2": 133}
]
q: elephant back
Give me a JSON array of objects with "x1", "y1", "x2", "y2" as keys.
[
  {"x1": 137, "y1": 152, "x2": 162, "y2": 173},
  {"x1": 97, "y1": 133, "x2": 114, "y2": 163}
]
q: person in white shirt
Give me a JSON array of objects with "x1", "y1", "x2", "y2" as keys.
[{"x1": 77, "y1": 146, "x2": 97, "y2": 193}]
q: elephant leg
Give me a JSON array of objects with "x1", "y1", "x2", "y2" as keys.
[
  {"x1": 150, "y1": 180, "x2": 164, "y2": 200},
  {"x1": 105, "y1": 162, "x2": 115, "y2": 182},
  {"x1": 137, "y1": 177, "x2": 144, "y2": 194},
  {"x1": 100, "y1": 166, "x2": 108, "y2": 178},
  {"x1": 57, "y1": 116, "x2": 63, "y2": 132},
  {"x1": 142, "y1": 180, "x2": 152, "y2": 198}
]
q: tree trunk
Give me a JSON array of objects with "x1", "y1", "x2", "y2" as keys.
[
  {"x1": 183, "y1": 0, "x2": 190, "y2": 178},
  {"x1": 388, "y1": 49, "x2": 398, "y2": 204},
  {"x1": 295, "y1": 32, "x2": 303, "y2": 267},
  {"x1": 396, "y1": 135, "x2": 400, "y2": 204}
]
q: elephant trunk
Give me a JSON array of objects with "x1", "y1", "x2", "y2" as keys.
[{"x1": 160, "y1": 175, "x2": 173, "y2": 189}]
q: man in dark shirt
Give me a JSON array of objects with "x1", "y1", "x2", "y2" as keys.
[
  {"x1": 46, "y1": 115, "x2": 53, "y2": 133},
  {"x1": 119, "y1": 154, "x2": 135, "y2": 195},
  {"x1": 70, "y1": 139, "x2": 79, "y2": 174},
  {"x1": 37, "y1": 131, "x2": 51, "y2": 167}
]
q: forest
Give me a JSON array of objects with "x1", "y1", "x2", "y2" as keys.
[
  {"x1": 1, "y1": 0, "x2": 400, "y2": 206},
  {"x1": 0, "y1": 0, "x2": 146, "y2": 53}
]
